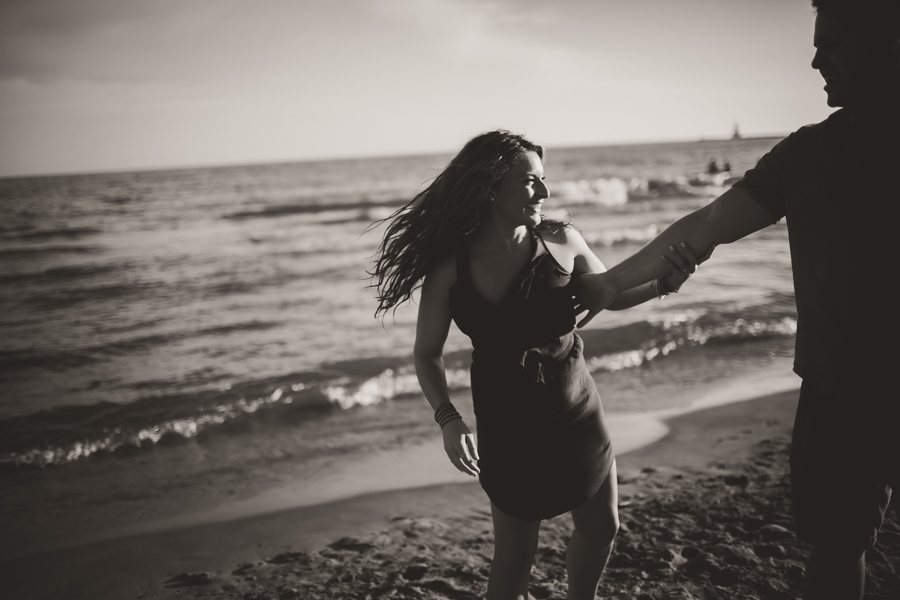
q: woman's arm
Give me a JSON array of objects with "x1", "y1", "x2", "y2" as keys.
[
  {"x1": 560, "y1": 226, "x2": 698, "y2": 311},
  {"x1": 413, "y1": 256, "x2": 455, "y2": 411},
  {"x1": 605, "y1": 242, "x2": 700, "y2": 310},
  {"x1": 573, "y1": 187, "x2": 774, "y2": 326},
  {"x1": 606, "y1": 282, "x2": 661, "y2": 310},
  {"x1": 414, "y1": 255, "x2": 480, "y2": 477}
]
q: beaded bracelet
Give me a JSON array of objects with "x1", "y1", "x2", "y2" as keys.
[
  {"x1": 656, "y1": 276, "x2": 679, "y2": 299},
  {"x1": 434, "y1": 401, "x2": 462, "y2": 429}
]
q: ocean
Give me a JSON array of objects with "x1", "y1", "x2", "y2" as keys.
[{"x1": 0, "y1": 137, "x2": 800, "y2": 558}]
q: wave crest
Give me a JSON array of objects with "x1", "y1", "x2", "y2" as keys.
[
  {"x1": 552, "y1": 175, "x2": 742, "y2": 209},
  {"x1": 1, "y1": 300, "x2": 797, "y2": 468}
]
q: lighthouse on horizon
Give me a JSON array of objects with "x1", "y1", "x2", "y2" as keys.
[{"x1": 732, "y1": 122, "x2": 742, "y2": 140}]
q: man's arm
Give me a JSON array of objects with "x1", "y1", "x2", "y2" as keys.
[{"x1": 573, "y1": 186, "x2": 776, "y2": 327}]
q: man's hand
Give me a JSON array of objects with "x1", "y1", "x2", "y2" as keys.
[{"x1": 572, "y1": 273, "x2": 619, "y2": 328}]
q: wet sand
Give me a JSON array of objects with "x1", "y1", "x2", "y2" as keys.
[{"x1": 3, "y1": 387, "x2": 898, "y2": 600}]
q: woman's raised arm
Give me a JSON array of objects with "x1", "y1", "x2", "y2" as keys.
[{"x1": 558, "y1": 225, "x2": 701, "y2": 312}]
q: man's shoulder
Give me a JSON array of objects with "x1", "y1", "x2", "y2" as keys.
[
  {"x1": 788, "y1": 109, "x2": 848, "y2": 144},
  {"x1": 732, "y1": 112, "x2": 849, "y2": 215}
]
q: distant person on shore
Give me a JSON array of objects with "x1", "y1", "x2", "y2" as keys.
[
  {"x1": 574, "y1": 1, "x2": 900, "y2": 598},
  {"x1": 370, "y1": 130, "x2": 698, "y2": 600}
]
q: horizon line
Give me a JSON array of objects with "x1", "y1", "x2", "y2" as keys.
[{"x1": 0, "y1": 133, "x2": 787, "y2": 181}]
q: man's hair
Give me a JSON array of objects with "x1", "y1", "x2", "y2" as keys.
[
  {"x1": 811, "y1": 0, "x2": 900, "y2": 47},
  {"x1": 811, "y1": 0, "x2": 898, "y2": 12}
]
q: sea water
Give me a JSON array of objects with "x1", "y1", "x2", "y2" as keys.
[{"x1": 0, "y1": 137, "x2": 799, "y2": 557}]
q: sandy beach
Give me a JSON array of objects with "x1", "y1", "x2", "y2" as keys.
[{"x1": 4, "y1": 380, "x2": 896, "y2": 600}]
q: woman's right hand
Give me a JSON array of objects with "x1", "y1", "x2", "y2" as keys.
[{"x1": 442, "y1": 419, "x2": 480, "y2": 476}]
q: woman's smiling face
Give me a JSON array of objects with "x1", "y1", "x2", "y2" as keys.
[{"x1": 490, "y1": 151, "x2": 548, "y2": 228}]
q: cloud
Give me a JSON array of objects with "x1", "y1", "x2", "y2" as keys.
[
  {"x1": 0, "y1": 0, "x2": 253, "y2": 83},
  {"x1": 372, "y1": 0, "x2": 545, "y2": 57},
  {"x1": 369, "y1": 0, "x2": 594, "y2": 80}
]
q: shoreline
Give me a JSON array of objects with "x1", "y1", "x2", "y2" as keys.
[
  {"x1": 0, "y1": 377, "x2": 811, "y2": 600},
  {"x1": 5, "y1": 357, "x2": 800, "y2": 561}
]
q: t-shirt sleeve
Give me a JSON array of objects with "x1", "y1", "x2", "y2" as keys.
[{"x1": 732, "y1": 135, "x2": 794, "y2": 223}]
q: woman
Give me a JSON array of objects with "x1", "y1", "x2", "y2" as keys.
[{"x1": 370, "y1": 131, "x2": 697, "y2": 600}]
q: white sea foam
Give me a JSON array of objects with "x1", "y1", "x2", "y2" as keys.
[
  {"x1": 323, "y1": 367, "x2": 470, "y2": 410},
  {"x1": 555, "y1": 177, "x2": 630, "y2": 207},
  {"x1": 582, "y1": 223, "x2": 664, "y2": 247}
]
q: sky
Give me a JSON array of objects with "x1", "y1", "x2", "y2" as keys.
[{"x1": 0, "y1": 0, "x2": 834, "y2": 177}]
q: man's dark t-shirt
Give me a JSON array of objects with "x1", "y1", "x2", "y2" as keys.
[{"x1": 733, "y1": 109, "x2": 898, "y2": 412}]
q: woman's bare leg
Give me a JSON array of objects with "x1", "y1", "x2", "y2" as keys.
[
  {"x1": 567, "y1": 460, "x2": 619, "y2": 600},
  {"x1": 486, "y1": 502, "x2": 542, "y2": 600}
]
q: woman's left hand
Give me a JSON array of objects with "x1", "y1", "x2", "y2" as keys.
[{"x1": 660, "y1": 242, "x2": 700, "y2": 291}]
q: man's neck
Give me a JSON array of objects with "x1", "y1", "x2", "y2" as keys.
[{"x1": 847, "y1": 98, "x2": 900, "y2": 139}]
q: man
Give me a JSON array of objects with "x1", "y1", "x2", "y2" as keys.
[{"x1": 574, "y1": 2, "x2": 900, "y2": 598}]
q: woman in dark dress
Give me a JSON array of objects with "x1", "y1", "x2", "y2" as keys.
[{"x1": 371, "y1": 131, "x2": 697, "y2": 600}]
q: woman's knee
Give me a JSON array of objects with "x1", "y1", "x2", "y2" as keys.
[
  {"x1": 588, "y1": 511, "x2": 619, "y2": 548},
  {"x1": 493, "y1": 527, "x2": 540, "y2": 569},
  {"x1": 492, "y1": 543, "x2": 538, "y2": 574},
  {"x1": 572, "y1": 468, "x2": 620, "y2": 546},
  {"x1": 571, "y1": 504, "x2": 619, "y2": 550}
]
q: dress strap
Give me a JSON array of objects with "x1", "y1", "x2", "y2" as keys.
[
  {"x1": 532, "y1": 227, "x2": 571, "y2": 276},
  {"x1": 455, "y1": 240, "x2": 471, "y2": 284}
]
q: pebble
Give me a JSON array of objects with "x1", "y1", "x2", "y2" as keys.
[
  {"x1": 722, "y1": 474, "x2": 750, "y2": 486},
  {"x1": 759, "y1": 523, "x2": 792, "y2": 540},
  {"x1": 753, "y1": 543, "x2": 787, "y2": 558},
  {"x1": 327, "y1": 537, "x2": 375, "y2": 552},
  {"x1": 165, "y1": 572, "x2": 216, "y2": 586},
  {"x1": 717, "y1": 544, "x2": 759, "y2": 566},
  {"x1": 402, "y1": 564, "x2": 429, "y2": 580}
]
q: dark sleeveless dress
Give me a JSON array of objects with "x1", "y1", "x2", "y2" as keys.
[{"x1": 448, "y1": 228, "x2": 614, "y2": 520}]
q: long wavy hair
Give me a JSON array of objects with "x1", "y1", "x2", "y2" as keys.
[{"x1": 368, "y1": 130, "x2": 548, "y2": 317}]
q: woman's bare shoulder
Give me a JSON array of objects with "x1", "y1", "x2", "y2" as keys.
[
  {"x1": 538, "y1": 221, "x2": 581, "y2": 245},
  {"x1": 537, "y1": 222, "x2": 582, "y2": 272}
]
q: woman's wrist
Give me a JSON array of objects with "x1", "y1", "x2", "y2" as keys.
[
  {"x1": 656, "y1": 276, "x2": 678, "y2": 298},
  {"x1": 434, "y1": 401, "x2": 461, "y2": 429}
]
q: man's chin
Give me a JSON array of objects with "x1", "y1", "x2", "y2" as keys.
[{"x1": 824, "y1": 91, "x2": 846, "y2": 107}]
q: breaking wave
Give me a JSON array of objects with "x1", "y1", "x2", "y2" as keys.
[{"x1": 0, "y1": 296, "x2": 796, "y2": 468}]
